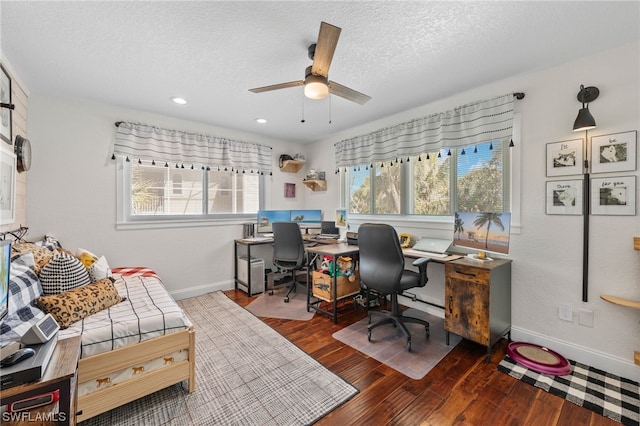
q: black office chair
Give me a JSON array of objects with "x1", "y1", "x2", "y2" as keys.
[
  {"x1": 358, "y1": 223, "x2": 432, "y2": 351},
  {"x1": 272, "y1": 221, "x2": 307, "y2": 303}
]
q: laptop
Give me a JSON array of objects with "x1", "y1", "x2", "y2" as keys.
[
  {"x1": 411, "y1": 238, "x2": 453, "y2": 256},
  {"x1": 318, "y1": 221, "x2": 339, "y2": 238}
]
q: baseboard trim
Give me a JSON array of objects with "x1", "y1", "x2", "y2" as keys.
[
  {"x1": 170, "y1": 281, "x2": 235, "y2": 301},
  {"x1": 511, "y1": 326, "x2": 637, "y2": 381}
]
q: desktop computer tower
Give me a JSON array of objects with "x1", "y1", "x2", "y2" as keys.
[{"x1": 237, "y1": 256, "x2": 265, "y2": 296}]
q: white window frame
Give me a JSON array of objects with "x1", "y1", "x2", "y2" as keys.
[{"x1": 115, "y1": 158, "x2": 264, "y2": 230}]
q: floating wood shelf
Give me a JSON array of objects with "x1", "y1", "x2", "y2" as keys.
[
  {"x1": 634, "y1": 236, "x2": 640, "y2": 250},
  {"x1": 600, "y1": 294, "x2": 640, "y2": 309},
  {"x1": 302, "y1": 179, "x2": 327, "y2": 191},
  {"x1": 601, "y1": 294, "x2": 640, "y2": 365},
  {"x1": 280, "y1": 160, "x2": 305, "y2": 173}
]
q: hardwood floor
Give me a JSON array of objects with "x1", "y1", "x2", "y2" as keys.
[{"x1": 225, "y1": 290, "x2": 619, "y2": 426}]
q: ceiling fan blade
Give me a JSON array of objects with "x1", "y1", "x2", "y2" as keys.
[
  {"x1": 311, "y1": 22, "x2": 341, "y2": 78},
  {"x1": 328, "y1": 81, "x2": 371, "y2": 105},
  {"x1": 249, "y1": 80, "x2": 304, "y2": 93}
]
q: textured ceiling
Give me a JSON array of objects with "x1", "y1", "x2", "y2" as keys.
[{"x1": 1, "y1": 1, "x2": 639, "y2": 143}]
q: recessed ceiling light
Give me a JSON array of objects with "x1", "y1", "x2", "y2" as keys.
[
  {"x1": 171, "y1": 97, "x2": 187, "y2": 105},
  {"x1": 255, "y1": 118, "x2": 267, "y2": 124}
]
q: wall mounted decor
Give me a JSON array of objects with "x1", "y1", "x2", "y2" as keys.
[
  {"x1": 546, "y1": 139, "x2": 584, "y2": 177},
  {"x1": 284, "y1": 182, "x2": 296, "y2": 198},
  {"x1": 0, "y1": 64, "x2": 11, "y2": 145},
  {"x1": 591, "y1": 175, "x2": 636, "y2": 215},
  {"x1": 545, "y1": 180, "x2": 583, "y2": 215},
  {"x1": 0, "y1": 144, "x2": 16, "y2": 225},
  {"x1": 590, "y1": 131, "x2": 637, "y2": 174}
]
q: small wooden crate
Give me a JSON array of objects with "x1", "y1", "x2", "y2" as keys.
[{"x1": 312, "y1": 270, "x2": 361, "y2": 302}]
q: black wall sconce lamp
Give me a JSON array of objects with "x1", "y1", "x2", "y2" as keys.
[{"x1": 573, "y1": 84, "x2": 599, "y2": 131}]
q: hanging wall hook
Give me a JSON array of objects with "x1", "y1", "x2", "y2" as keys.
[{"x1": 0, "y1": 103, "x2": 15, "y2": 110}]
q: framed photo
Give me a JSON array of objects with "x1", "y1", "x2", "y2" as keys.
[
  {"x1": 0, "y1": 64, "x2": 11, "y2": 145},
  {"x1": 284, "y1": 182, "x2": 296, "y2": 198},
  {"x1": 591, "y1": 175, "x2": 636, "y2": 215},
  {"x1": 590, "y1": 131, "x2": 637, "y2": 174},
  {"x1": 546, "y1": 139, "x2": 583, "y2": 177},
  {"x1": 318, "y1": 171, "x2": 326, "y2": 180},
  {"x1": 546, "y1": 180, "x2": 583, "y2": 215},
  {"x1": 335, "y1": 209, "x2": 346, "y2": 226},
  {"x1": 0, "y1": 144, "x2": 16, "y2": 225}
]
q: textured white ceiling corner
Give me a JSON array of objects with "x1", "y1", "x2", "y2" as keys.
[{"x1": 1, "y1": 1, "x2": 639, "y2": 144}]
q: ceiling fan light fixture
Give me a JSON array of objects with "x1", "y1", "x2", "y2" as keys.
[{"x1": 304, "y1": 75, "x2": 329, "y2": 100}]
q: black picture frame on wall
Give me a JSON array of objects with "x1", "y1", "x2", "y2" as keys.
[{"x1": 0, "y1": 64, "x2": 12, "y2": 145}]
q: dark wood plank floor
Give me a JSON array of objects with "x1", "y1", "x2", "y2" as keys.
[{"x1": 225, "y1": 289, "x2": 618, "y2": 426}]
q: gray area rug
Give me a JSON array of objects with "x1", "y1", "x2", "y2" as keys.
[
  {"x1": 80, "y1": 291, "x2": 357, "y2": 425},
  {"x1": 245, "y1": 284, "x2": 314, "y2": 321},
  {"x1": 332, "y1": 308, "x2": 461, "y2": 380}
]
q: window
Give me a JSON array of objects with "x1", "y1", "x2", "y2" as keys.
[
  {"x1": 346, "y1": 140, "x2": 509, "y2": 215},
  {"x1": 124, "y1": 162, "x2": 260, "y2": 219}
]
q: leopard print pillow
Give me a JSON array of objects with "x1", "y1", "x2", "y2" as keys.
[
  {"x1": 11, "y1": 242, "x2": 55, "y2": 275},
  {"x1": 35, "y1": 278, "x2": 125, "y2": 329}
]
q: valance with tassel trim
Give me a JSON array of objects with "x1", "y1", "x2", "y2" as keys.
[
  {"x1": 334, "y1": 93, "x2": 520, "y2": 170},
  {"x1": 113, "y1": 122, "x2": 273, "y2": 175}
]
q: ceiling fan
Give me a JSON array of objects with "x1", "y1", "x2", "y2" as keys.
[{"x1": 249, "y1": 22, "x2": 371, "y2": 105}]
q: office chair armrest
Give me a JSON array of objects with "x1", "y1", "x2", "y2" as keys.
[{"x1": 412, "y1": 257, "x2": 432, "y2": 287}]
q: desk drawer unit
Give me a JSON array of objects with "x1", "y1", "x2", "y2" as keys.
[{"x1": 444, "y1": 258, "x2": 511, "y2": 360}]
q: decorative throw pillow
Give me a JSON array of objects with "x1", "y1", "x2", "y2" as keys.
[
  {"x1": 11, "y1": 242, "x2": 55, "y2": 275},
  {"x1": 76, "y1": 248, "x2": 98, "y2": 268},
  {"x1": 88, "y1": 256, "x2": 112, "y2": 281},
  {"x1": 35, "y1": 278, "x2": 125, "y2": 329},
  {"x1": 39, "y1": 252, "x2": 91, "y2": 295}
]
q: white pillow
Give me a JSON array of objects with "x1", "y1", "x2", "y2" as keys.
[{"x1": 88, "y1": 255, "x2": 112, "y2": 281}]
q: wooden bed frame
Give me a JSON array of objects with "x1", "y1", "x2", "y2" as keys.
[{"x1": 75, "y1": 326, "x2": 196, "y2": 422}]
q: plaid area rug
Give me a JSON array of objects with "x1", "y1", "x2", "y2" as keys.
[
  {"x1": 498, "y1": 355, "x2": 639, "y2": 426},
  {"x1": 80, "y1": 291, "x2": 358, "y2": 425}
]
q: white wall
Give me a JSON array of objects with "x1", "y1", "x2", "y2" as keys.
[
  {"x1": 309, "y1": 42, "x2": 640, "y2": 380},
  {"x1": 25, "y1": 96, "x2": 309, "y2": 299},
  {"x1": 24, "y1": 42, "x2": 639, "y2": 379}
]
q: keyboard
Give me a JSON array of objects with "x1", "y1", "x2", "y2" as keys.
[
  {"x1": 242, "y1": 237, "x2": 273, "y2": 242},
  {"x1": 403, "y1": 248, "x2": 449, "y2": 259},
  {"x1": 317, "y1": 234, "x2": 339, "y2": 239}
]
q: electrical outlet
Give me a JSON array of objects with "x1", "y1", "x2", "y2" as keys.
[{"x1": 559, "y1": 304, "x2": 573, "y2": 322}]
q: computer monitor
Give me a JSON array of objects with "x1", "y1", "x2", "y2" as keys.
[
  {"x1": 321, "y1": 221, "x2": 339, "y2": 235},
  {"x1": 0, "y1": 240, "x2": 11, "y2": 324},
  {"x1": 256, "y1": 210, "x2": 291, "y2": 234},
  {"x1": 290, "y1": 210, "x2": 322, "y2": 226},
  {"x1": 453, "y1": 212, "x2": 511, "y2": 255}
]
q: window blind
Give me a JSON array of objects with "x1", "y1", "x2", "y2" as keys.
[
  {"x1": 113, "y1": 122, "x2": 272, "y2": 174},
  {"x1": 334, "y1": 94, "x2": 514, "y2": 169}
]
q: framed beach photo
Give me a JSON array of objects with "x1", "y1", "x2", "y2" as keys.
[
  {"x1": 546, "y1": 180, "x2": 583, "y2": 215},
  {"x1": 591, "y1": 175, "x2": 636, "y2": 215},
  {"x1": 0, "y1": 64, "x2": 11, "y2": 145},
  {"x1": 590, "y1": 131, "x2": 637, "y2": 174},
  {"x1": 0, "y1": 144, "x2": 16, "y2": 225},
  {"x1": 546, "y1": 139, "x2": 583, "y2": 177}
]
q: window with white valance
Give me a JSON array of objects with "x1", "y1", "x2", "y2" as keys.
[
  {"x1": 334, "y1": 94, "x2": 515, "y2": 170},
  {"x1": 113, "y1": 122, "x2": 270, "y2": 224},
  {"x1": 113, "y1": 122, "x2": 272, "y2": 175}
]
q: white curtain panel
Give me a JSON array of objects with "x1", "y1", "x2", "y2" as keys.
[
  {"x1": 334, "y1": 94, "x2": 514, "y2": 169},
  {"x1": 114, "y1": 122, "x2": 272, "y2": 174}
]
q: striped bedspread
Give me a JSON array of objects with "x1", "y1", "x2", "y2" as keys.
[{"x1": 59, "y1": 267, "x2": 192, "y2": 358}]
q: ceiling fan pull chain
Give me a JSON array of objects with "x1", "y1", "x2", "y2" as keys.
[
  {"x1": 329, "y1": 95, "x2": 332, "y2": 124},
  {"x1": 301, "y1": 91, "x2": 306, "y2": 123}
]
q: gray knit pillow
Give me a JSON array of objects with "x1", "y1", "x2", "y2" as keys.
[{"x1": 39, "y1": 252, "x2": 91, "y2": 295}]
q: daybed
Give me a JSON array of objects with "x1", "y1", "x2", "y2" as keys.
[{"x1": 0, "y1": 239, "x2": 195, "y2": 422}]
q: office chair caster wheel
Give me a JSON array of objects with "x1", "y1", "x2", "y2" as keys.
[
  {"x1": 284, "y1": 297, "x2": 289, "y2": 303},
  {"x1": 425, "y1": 327, "x2": 430, "y2": 338},
  {"x1": 407, "y1": 340, "x2": 412, "y2": 352},
  {"x1": 367, "y1": 330, "x2": 372, "y2": 342}
]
